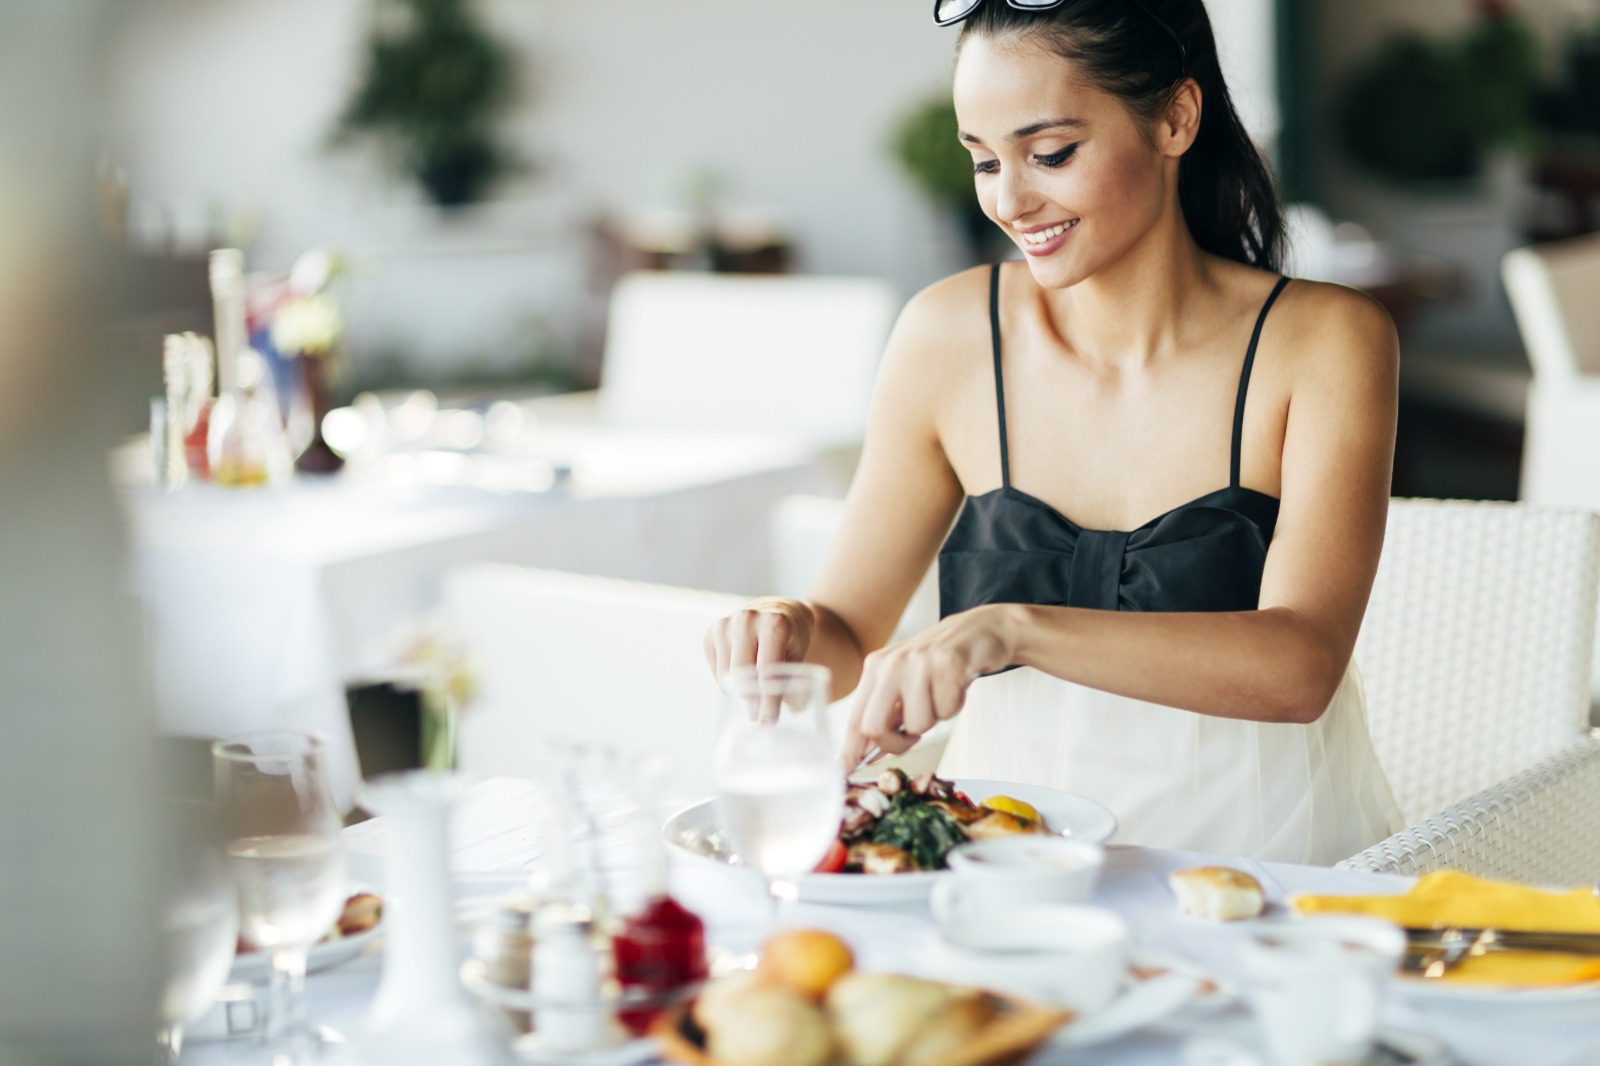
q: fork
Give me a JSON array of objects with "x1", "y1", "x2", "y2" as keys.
[{"x1": 1400, "y1": 929, "x2": 1478, "y2": 978}]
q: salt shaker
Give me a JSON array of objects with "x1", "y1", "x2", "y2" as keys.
[{"x1": 531, "y1": 910, "x2": 614, "y2": 1054}]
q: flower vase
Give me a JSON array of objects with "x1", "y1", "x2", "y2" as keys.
[
  {"x1": 292, "y1": 353, "x2": 344, "y2": 475},
  {"x1": 419, "y1": 693, "x2": 459, "y2": 773},
  {"x1": 350, "y1": 772, "x2": 516, "y2": 1066}
]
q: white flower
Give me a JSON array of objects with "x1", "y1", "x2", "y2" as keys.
[{"x1": 271, "y1": 293, "x2": 343, "y2": 357}]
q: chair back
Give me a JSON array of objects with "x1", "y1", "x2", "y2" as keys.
[
  {"x1": 598, "y1": 271, "x2": 900, "y2": 445},
  {"x1": 769, "y1": 494, "x2": 939, "y2": 642},
  {"x1": 1356, "y1": 498, "x2": 1600, "y2": 824},
  {"x1": 1502, "y1": 232, "x2": 1600, "y2": 380},
  {"x1": 446, "y1": 565, "x2": 746, "y2": 804}
]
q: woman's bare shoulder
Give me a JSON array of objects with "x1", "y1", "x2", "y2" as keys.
[
  {"x1": 878, "y1": 264, "x2": 995, "y2": 386},
  {"x1": 900, "y1": 263, "x2": 994, "y2": 338},
  {"x1": 1273, "y1": 278, "x2": 1399, "y2": 384}
]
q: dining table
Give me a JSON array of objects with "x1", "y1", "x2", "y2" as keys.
[
  {"x1": 125, "y1": 426, "x2": 833, "y2": 806},
  {"x1": 178, "y1": 778, "x2": 1600, "y2": 1066}
]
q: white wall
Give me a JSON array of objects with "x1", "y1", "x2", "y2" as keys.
[{"x1": 107, "y1": 0, "x2": 1276, "y2": 374}]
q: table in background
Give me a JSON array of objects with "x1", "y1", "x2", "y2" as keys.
[{"x1": 128, "y1": 431, "x2": 831, "y2": 803}]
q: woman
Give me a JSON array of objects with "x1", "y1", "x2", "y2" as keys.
[{"x1": 704, "y1": 0, "x2": 1400, "y2": 864}]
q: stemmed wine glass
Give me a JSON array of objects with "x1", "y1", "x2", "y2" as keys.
[
  {"x1": 212, "y1": 731, "x2": 346, "y2": 1060},
  {"x1": 157, "y1": 798, "x2": 239, "y2": 1064},
  {"x1": 712, "y1": 664, "x2": 844, "y2": 921}
]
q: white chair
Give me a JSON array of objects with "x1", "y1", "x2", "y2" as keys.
[
  {"x1": 769, "y1": 494, "x2": 940, "y2": 643},
  {"x1": 594, "y1": 271, "x2": 900, "y2": 446},
  {"x1": 1504, "y1": 233, "x2": 1600, "y2": 712},
  {"x1": 446, "y1": 565, "x2": 746, "y2": 804},
  {"x1": 769, "y1": 494, "x2": 947, "y2": 777},
  {"x1": 1342, "y1": 498, "x2": 1600, "y2": 883},
  {"x1": 1341, "y1": 742, "x2": 1600, "y2": 885}
]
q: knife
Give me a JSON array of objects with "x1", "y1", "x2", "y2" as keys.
[{"x1": 1403, "y1": 926, "x2": 1600, "y2": 955}]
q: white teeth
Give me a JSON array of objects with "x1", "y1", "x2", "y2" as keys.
[{"x1": 1020, "y1": 220, "x2": 1077, "y2": 245}]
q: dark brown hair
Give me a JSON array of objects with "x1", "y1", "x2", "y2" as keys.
[{"x1": 958, "y1": 0, "x2": 1285, "y2": 271}]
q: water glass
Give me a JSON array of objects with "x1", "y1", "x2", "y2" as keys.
[
  {"x1": 157, "y1": 799, "x2": 238, "y2": 1063},
  {"x1": 213, "y1": 731, "x2": 346, "y2": 1059},
  {"x1": 712, "y1": 664, "x2": 843, "y2": 918}
]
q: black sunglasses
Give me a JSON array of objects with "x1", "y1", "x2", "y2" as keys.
[{"x1": 934, "y1": 0, "x2": 1187, "y2": 74}]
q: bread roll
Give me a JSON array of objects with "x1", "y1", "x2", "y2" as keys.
[
  {"x1": 894, "y1": 992, "x2": 999, "y2": 1066},
  {"x1": 703, "y1": 985, "x2": 833, "y2": 1066},
  {"x1": 1169, "y1": 866, "x2": 1265, "y2": 921},
  {"x1": 826, "y1": 972, "x2": 955, "y2": 1066},
  {"x1": 691, "y1": 971, "x2": 763, "y2": 1032}
]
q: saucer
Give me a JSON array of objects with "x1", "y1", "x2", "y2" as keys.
[{"x1": 1184, "y1": 1025, "x2": 1452, "y2": 1066}]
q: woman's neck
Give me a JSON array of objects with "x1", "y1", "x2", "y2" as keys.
[{"x1": 1036, "y1": 211, "x2": 1219, "y2": 373}]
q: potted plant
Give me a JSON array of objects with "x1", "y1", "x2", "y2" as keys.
[
  {"x1": 1331, "y1": 1, "x2": 1542, "y2": 343},
  {"x1": 891, "y1": 94, "x2": 1001, "y2": 264},
  {"x1": 332, "y1": 0, "x2": 519, "y2": 208}
]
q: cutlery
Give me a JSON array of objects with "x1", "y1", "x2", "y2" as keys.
[
  {"x1": 1399, "y1": 935, "x2": 1474, "y2": 978},
  {"x1": 1404, "y1": 926, "x2": 1600, "y2": 955}
]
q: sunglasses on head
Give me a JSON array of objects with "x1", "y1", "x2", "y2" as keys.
[{"x1": 933, "y1": 0, "x2": 1187, "y2": 74}]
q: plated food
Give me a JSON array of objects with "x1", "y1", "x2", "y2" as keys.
[
  {"x1": 655, "y1": 928, "x2": 1071, "y2": 1066},
  {"x1": 664, "y1": 779, "x2": 1117, "y2": 905},
  {"x1": 234, "y1": 890, "x2": 383, "y2": 955},
  {"x1": 230, "y1": 890, "x2": 384, "y2": 981},
  {"x1": 829, "y1": 770, "x2": 1047, "y2": 876}
]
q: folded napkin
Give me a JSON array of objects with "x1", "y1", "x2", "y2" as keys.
[{"x1": 1291, "y1": 870, "x2": 1600, "y2": 986}]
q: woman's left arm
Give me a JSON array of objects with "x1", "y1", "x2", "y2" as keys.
[{"x1": 842, "y1": 288, "x2": 1398, "y2": 766}]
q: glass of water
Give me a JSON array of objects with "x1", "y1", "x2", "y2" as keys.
[
  {"x1": 212, "y1": 731, "x2": 346, "y2": 1058},
  {"x1": 157, "y1": 799, "x2": 239, "y2": 1063},
  {"x1": 713, "y1": 664, "x2": 843, "y2": 920}
]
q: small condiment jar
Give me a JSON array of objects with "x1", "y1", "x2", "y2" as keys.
[
  {"x1": 472, "y1": 898, "x2": 536, "y2": 1033},
  {"x1": 530, "y1": 910, "x2": 614, "y2": 1054}
]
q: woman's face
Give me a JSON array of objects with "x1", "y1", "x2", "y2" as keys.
[{"x1": 953, "y1": 33, "x2": 1174, "y2": 289}]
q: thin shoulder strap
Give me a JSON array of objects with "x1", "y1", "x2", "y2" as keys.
[
  {"x1": 990, "y1": 262, "x2": 1011, "y2": 488},
  {"x1": 1230, "y1": 275, "x2": 1291, "y2": 488}
]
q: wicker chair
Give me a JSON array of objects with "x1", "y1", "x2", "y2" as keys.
[
  {"x1": 1340, "y1": 739, "x2": 1600, "y2": 883},
  {"x1": 1339, "y1": 499, "x2": 1600, "y2": 883}
]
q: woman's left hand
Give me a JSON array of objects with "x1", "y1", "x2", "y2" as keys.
[{"x1": 838, "y1": 604, "x2": 1020, "y2": 770}]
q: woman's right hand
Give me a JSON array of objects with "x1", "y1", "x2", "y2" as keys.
[{"x1": 703, "y1": 597, "x2": 815, "y2": 687}]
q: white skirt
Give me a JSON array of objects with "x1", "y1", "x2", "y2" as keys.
[{"x1": 937, "y1": 660, "x2": 1401, "y2": 866}]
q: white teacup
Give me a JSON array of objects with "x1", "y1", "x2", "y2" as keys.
[
  {"x1": 1237, "y1": 916, "x2": 1405, "y2": 1066},
  {"x1": 937, "y1": 835, "x2": 1106, "y2": 915},
  {"x1": 924, "y1": 901, "x2": 1130, "y2": 1011}
]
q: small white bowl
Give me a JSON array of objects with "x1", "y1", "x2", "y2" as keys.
[
  {"x1": 922, "y1": 902, "x2": 1131, "y2": 1012},
  {"x1": 940, "y1": 834, "x2": 1106, "y2": 913}
]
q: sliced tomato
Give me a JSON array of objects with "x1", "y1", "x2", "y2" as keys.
[
  {"x1": 954, "y1": 790, "x2": 974, "y2": 807},
  {"x1": 813, "y1": 840, "x2": 848, "y2": 874}
]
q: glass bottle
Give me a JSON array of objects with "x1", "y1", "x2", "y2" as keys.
[{"x1": 207, "y1": 350, "x2": 292, "y2": 488}]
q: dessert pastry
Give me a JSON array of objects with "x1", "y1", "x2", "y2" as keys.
[
  {"x1": 1169, "y1": 865, "x2": 1265, "y2": 920},
  {"x1": 825, "y1": 972, "x2": 960, "y2": 1066},
  {"x1": 703, "y1": 985, "x2": 833, "y2": 1066}
]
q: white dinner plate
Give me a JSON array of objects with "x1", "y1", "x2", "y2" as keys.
[
  {"x1": 662, "y1": 778, "x2": 1117, "y2": 905},
  {"x1": 228, "y1": 888, "x2": 383, "y2": 982},
  {"x1": 1393, "y1": 970, "x2": 1600, "y2": 1008},
  {"x1": 1055, "y1": 949, "x2": 1234, "y2": 1047}
]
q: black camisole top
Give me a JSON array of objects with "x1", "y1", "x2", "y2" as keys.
[{"x1": 939, "y1": 264, "x2": 1290, "y2": 627}]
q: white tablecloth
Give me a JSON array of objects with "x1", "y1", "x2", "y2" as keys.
[
  {"x1": 181, "y1": 779, "x2": 1600, "y2": 1066},
  {"x1": 128, "y1": 431, "x2": 831, "y2": 803}
]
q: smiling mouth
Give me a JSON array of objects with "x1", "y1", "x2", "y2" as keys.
[{"x1": 1018, "y1": 220, "x2": 1079, "y2": 245}]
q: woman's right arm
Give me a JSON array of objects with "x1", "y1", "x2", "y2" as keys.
[{"x1": 704, "y1": 278, "x2": 972, "y2": 701}]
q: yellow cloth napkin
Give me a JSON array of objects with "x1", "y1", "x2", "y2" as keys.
[{"x1": 1291, "y1": 870, "x2": 1600, "y2": 986}]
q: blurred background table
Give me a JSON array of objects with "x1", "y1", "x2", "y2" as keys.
[{"x1": 126, "y1": 428, "x2": 831, "y2": 803}]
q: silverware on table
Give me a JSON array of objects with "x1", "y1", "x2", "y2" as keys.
[
  {"x1": 1400, "y1": 933, "x2": 1476, "y2": 979},
  {"x1": 1404, "y1": 926, "x2": 1600, "y2": 955}
]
